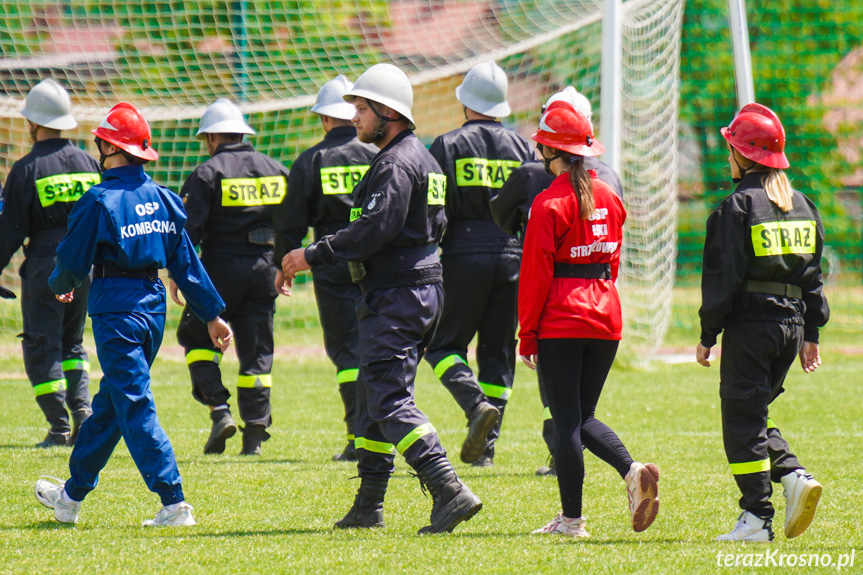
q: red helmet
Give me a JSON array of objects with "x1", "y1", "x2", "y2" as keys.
[
  {"x1": 91, "y1": 103, "x2": 159, "y2": 161},
  {"x1": 720, "y1": 103, "x2": 789, "y2": 169},
  {"x1": 531, "y1": 100, "x2": 604, "y2": 157}
]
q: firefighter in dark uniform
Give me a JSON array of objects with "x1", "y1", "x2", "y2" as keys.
[
  {"x1": 696, "y1": 103, "x2": 828, "y2": 542},
  {"x1": 171, "y1": 98, "x2": 289, "y2": 456},
  {"x1": 423, "y1": 61, "x2": 534, "y2": 467},
  {"x1": 282, "y1": 63, "x2": 483, "y2": 534},
  {"x1": 273, "y1": 75, "x2": 377, "y2": 462},
  {"x1": 0, "y1": 79, "x2": 99, "y2": 447},
  {"x1": 489, "y1": 86, "x2": 623, "y2": 475}
]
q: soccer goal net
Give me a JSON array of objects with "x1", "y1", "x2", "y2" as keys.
[{"x1": 0, "y1": 0, "x2": 683, "y2": 355}]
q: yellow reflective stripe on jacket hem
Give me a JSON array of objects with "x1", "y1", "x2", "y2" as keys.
[
  {"x1": 61, "y1": 359, "x2": 90, "y2": 372},
  {"x1": 320, "y1": 165, "x2": 370, "y2": 195},
  {"x1": 767, "y1": 418, "x2": 777, "y2": 429},
  {"x1": 433, "y1": 354, "x2": 466, "y2": 379},
  {"x1": 34, "y1": 379, "x2": 66, "y2": 397},
  {"x1": 751, "y1": 220, "x2": 816, "y2": 256},
  {"x1": 542, "y1": 406, "x2": 552, "y2": 420},
  {"x1": 337, "y1": 369, "x2": 359, "y2": 385},
  {"x1": 185, "y1": 349, "x2": 223, "y2": 365},
  {"x1": 480, "y1": 381, "x2": 511, "y2": 401},
  {"x1": 36, "y1": 172, "x2": 100, "y2": 208},
  {"x1": 396, "y1": 423, "x2": 435, "y2": 454},
  {"x1": 221, "y1": 176, "x2": 286, "y2": 206},
  {"x1": 237, "y1": 374, "x2": 272, "y2": 388},
  {"x1": 730, "y1": 459, "x2": 771, "y2": 475},
  {"x1": 355, "y1": 437, "x2": 395, "y2": 454}
]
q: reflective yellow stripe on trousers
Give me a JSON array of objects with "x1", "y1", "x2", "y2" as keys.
[
  {"x1": 337, "y1": 369, "x2": 359, "y2": 385},
  {"x1": 185, "y1": 349, "x2": 223, "y2": 365},
  {"x1": 433, "y1": 354, "x2": 466, "y2": 380},
  {"x1": 396, "y1": 423, "x2": 435, "y2": 454},
  {"x1": 61, "y1": 359, "x2": 90, "y2": 372},
  {"x1": 237, "y1": 374, "x2": 272, "y2": 388},
  {"x1": 730, "y1": 459, "x2": 771, "y2": 475},
  {"x1": 480, "y1": 381, "x2": 511, "y2": 401},
  {"x1": 33, "y1": 379, "x2": 66, "y2": 397},
  {"x1": 354, "y1": 437, "x2": 395, "y2": 454}
]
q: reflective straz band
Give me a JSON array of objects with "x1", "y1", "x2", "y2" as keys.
[
  {"x1": 320, "y1": 165, "x2": 370, "y2": 195},
  {"x1": 354, "y1": 437, "x2": 395, "y2": 454},
  {"x1": 221, "y1": 176, "x2": 286, "y2": 206},
  {"x1": 428, "y1": 173, "x2": 446, "y2": 206},
  {"x1": 350, "y1": 207, "x2": 362, "y2": 221},
  {"x1": 396, "y1": 423, "x2": 435, "y2": 454},
  {"x1": 237, "y1": 374, "x2": 272, "y2": 388},
  {"x1": 36, "y1": 173, "x2": 100, "y2": 208},
  {"x1": 751, "y1": 220, "x2": 816, "y2": 256},
  {"x1": 455, "y1": 158, "x2": 521, "y2": 188}
]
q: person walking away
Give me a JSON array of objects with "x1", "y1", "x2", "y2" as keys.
[
  {"x1": 273, "y1": 75, "x2": 377, "y2": 461},
  {"x1": 520, "y1": 101, "x2": 659, "y2": 538},
  {"x1": 33, "y1": 102, "x2": 232, "y2": 527},
  {"x1": 0, "y1": 79, "x2": 100, "y2": 447},
  {"x1": 697, "y1": 103, "x2": 828, "y2": 542}
]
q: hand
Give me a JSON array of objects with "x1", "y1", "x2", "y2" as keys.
[
  {"x1": 274, "y1": 270, "x2": 292, "y2": 297},
  {"x1": 55, "y1": 291, "x2": 74, "y2": 303},
  {"x1": 169, "y1": 279, "x2": 184, "y2": 306},
  {"x1": 521, "y1": 354, "x2": 538, "y2": 371},
  {"x1": 696, "y1": 343, "x2": 712, "y2": 367},
  {"x1": 282, "y1": 248, "x2": 310, "y2": 280},
  {"x1": 207, "y1": 317, "x2": 233, "y2": 352},
  {"x1": 799, "y1": 341, "x2": 821, "y2": 373}
]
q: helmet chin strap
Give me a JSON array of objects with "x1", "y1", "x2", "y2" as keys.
[
  {"x1": 95, "y1": 139, "x2": 121, "y2": 172},
  {"x1": 731, "y1": 150, "x2": 753, "y2": 183},
  {"x1": 542, "y1": 149, "x2": 566, "y2": 175},
  {"x1": 366, "y1": 99, "x2": 399, "y2": 143}
]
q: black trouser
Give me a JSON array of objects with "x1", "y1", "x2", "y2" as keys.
[
  {"x1": 177, "y1": 251, "x2": 277, "y2": 428},
  {"x1": 354, "y1": 284, "x2": 448, "y2": 479},
  {"x1": 719, "y1": 321, "x2": 803, "y2": 520},
  {"x1": 311, "y1": 261, "x2": 361, "y2": 445},
  {"x1": 538, "y1": 338, "x2": 633, "y2": 519},
  {"x1": 20, "y1": 250, "x2": 91, "y2": 439},
  {"x1": 424, "y1": 251, "x2": 519, "y2": 457}
]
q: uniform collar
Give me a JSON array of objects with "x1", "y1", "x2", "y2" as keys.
[
  {"x1": 462, "y1": 119, "x2": 502, "y2": 127},
  {"x1": 324, "y1": 125, "x2": 358, "y2": 140},
  {"x1": 214, "y1": 141, "x2": 255, "y2": 155},
  {"x1": 379, "y1": 129, "x2": 413, "y2": 153},
  {"x1": 102, "y1": 163, "x2": 147, "y2": 183},
  {"x1": 32, "y1": 138, "x2": 70, "y2": 152}
]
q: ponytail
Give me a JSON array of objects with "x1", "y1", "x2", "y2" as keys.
[
  {"x1": 761, "y1": 168, "x2": 793, "y2": 213},
  {"x1": 566, "y1": 154, "x2": 595, "y2": 220}
]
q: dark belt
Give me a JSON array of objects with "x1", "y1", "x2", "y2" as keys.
[
  {"x1": 553, "y1": 262, "x2": 611, "y2": 280},
  {"x1": 442, "y1": 219, "x2": 514, "y2": 242},
  {"x1": 92, "y1": 265, "x2": 159, "y2": 281},
  {"x1": 364, "y1": 244, "x2": 439, "y2": 278},
  {"x1": 739, "y1": 279, "x2": 802, "y2": 299}
]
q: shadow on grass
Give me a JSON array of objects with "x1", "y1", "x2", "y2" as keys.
[
  {"x1": 187, "y1": 528, "x2": 324, "y2": 538},
  {"x1": 177, "y1": 458, "x2": 302, "y2": 465},
  {"x1": 16, "y1": 521, "x2": 78, "y2": 531},
  {"x1": 0, "y1": 444, "x2": 69, "y2": 450}
]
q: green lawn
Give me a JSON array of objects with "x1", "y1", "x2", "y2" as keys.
[{"x1": 1, "y1": 320, "x2": 861, "y2": 574}]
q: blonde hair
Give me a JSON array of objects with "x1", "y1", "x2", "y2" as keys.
[{"x1": 761, "y1": 169, "x2": 793, "y2": 213}]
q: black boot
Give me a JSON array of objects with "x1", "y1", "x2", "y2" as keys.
[
  {"x1": 35, "y1": 391, "x2": 70, "y2": 447},
  {"x1": 68, "y1": 409, "x2": 91, "y2": 446},
  {"x1": 332, "y1": 440, "x2": 358, "y2": 462},
  {"x1": 240, "y1": 424, "x2": 270, "y2": 456},
  {"x1": 536, "y1": 455, "x2": 557, "y2": 476},
  {"x1": 460, "y1": 402, "x2": 499, "y2": 464},
  {"x1": 416, "y1": 458, "x2": 482, "y2": 534},
  {"x1": 334, "y1": 476, "x2": 388, "y2": 529},
  {"x1": 204, "y1": 408, "x2": 237, "y2": 454}
]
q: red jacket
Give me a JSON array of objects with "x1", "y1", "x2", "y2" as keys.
[{"x1": 518, "y1": 172, "x2": 626, "y2": 356}]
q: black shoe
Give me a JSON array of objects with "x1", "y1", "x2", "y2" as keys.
[
  {"x1": 204, "y1": 409, "x2": 237, "y2": 455},
  {"x1": 472, "y1": 455, "x2": 494, "y2": 468},
  {"x1": 536, "y1": 455, "x2": 557, "y2": 476},
  {"x1": 417, "y1": 458, "x2": 482, "y2": 534},
  {"x1": 334, "y1": 476, "x2": 388, "y2": 529},
  {"x1": 239, "y1": 424, "x2": 270, "y2": 456},
  {"x1": 68, "y1": 410, "x2": 91, "y2": 446},
  {"x1": 332, "y1": 442, "x2": 358, "y2": 462},
  {"x1": 36, "y1": 432, "x2": 70, "y2": 448},
  {"x1": 460, "y1": 402, "x2": 500, "y2": 464}
]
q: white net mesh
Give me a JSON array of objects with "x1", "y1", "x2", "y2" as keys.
[{"x1": 0, "y1": 0, "x2": 683, "y2": 354}]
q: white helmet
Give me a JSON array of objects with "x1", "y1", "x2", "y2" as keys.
[
  {"x1": 311, "y1": 75, "x2": 357, "y2": 121},
  {"x1": 344, "y1": 63, "x2": 415, "y2": 130},
  {"x1": 196, "y1": 98, "x2": 255, "y2": 138},
  {"x1": 544, "y1": 87, "x2": 592, "y2": 124},
  {"x1": 456, "y1": 61, "x2": 511, "y2": 118},
  {"x1": 21, "y1": 79, "x2": 77, "y2": 130}
]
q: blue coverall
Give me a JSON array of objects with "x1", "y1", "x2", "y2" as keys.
[{"x1": 49, "y1": 164, "x2": 225, "y2": 505}]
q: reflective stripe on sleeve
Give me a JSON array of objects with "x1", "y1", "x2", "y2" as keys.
[
  {"x1": 396, "y1": 423, "x2": 435, "y2": 454},
  {"x1": 354, "y1": 437, "x2": 395, "y2": 454},
  {"x1": 237, "y1": 374, "x2": 272, "y2": 388},
  {"x1": 730, "y1": 459, "x2": 771, "y2": 475},
  {"x1": 34, "y1": 379, "x2": 66, "y2": 397},
  {"x1": 185, "y1": 349, "x2": 223, "y2": 365}
]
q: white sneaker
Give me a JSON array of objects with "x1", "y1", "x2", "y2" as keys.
[
  {"x1": 716, "y1": 511, "x2": 774, "y2": 542},
  {"x1": 781, "y1": 469, "x2": 822, "y2": 539},
  {"x1": 142, "y1": 502, "x2": 196, "y2": 527},
  {"x1": 625, "y1": 462, "x2": 659, "y2": 532},
  {"x1": 531, "y1": 512, "x2": 589, "y2": 538},
  {"x1": 34, "y1": 476, "x2": 80, "y2": 524}
]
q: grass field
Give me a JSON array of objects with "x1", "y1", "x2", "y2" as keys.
[{"x1": 1, "y1": 312, "x2": 862, "y2": 574}]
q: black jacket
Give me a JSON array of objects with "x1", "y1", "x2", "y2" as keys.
[
  {"x1": 273, "y1": 125, "x2": 377, "y2": 265},
  {"x1": 699, "y1": 171, "x2": 829, "y2": 346},
  {"x1": 489, "y1": 158, "x2": 624, "y2": 237},
  {"x1": 0, "y1": 138, "x2": 101, "y2": 267},
  {"x1": 180, "y1": 141, "x2": 290, "y2": 255},
  {"x1": 305, "y1": 130, "x2": 446, "y2": 276},
  {"x1": 429, "y1": 120, "x2": 533, "y2": 253}
]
